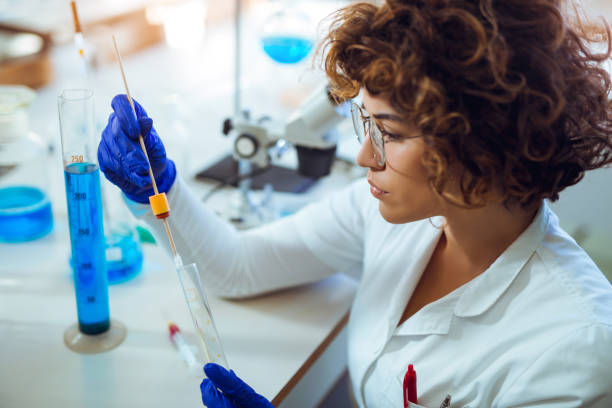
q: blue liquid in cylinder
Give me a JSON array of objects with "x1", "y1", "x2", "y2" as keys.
[
  {"x1": 64, "y1": 162, "x2": 110, "y2": 334},
  {"x1": 261, "y1": 36, "x2": 313, "y2": 64}
]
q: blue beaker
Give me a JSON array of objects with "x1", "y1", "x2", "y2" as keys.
[
  {"x1": 101, "y1": 181, "x2": 143, "y2": 285},
  {"x1": 0, "y1": 86, "x2": 53, "y2": 242}
]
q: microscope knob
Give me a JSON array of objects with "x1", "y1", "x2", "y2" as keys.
[
  {"x1": 234, "y1": 133, "x2": 258, "y2": 159},
  {"x1": 222, "y1": 118, "x2": 233, "y2": 136}
]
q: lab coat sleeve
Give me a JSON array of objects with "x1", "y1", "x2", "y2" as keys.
[
  {"x1": 495, "y1": 323, "x2": 612, "y2": 407},
  {"x1": 124, "y1": 177, "x2": 366, "y2": 298}
]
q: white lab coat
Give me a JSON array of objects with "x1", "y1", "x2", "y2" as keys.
[{"x1": 129, "y1": 177, "x2": 612, "y2": 407}]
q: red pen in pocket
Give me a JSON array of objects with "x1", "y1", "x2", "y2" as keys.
[{"x1": 403, "y1": 364, "x2": 418, "y2": 407}]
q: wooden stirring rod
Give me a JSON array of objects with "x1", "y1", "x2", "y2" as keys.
[{"x1": 111, "y1": 35, "x2": 179, "y2": 259}]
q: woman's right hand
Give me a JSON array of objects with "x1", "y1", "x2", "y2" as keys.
[{"x1": 98, "y1": 94, "x2": 176, "y2": 204}]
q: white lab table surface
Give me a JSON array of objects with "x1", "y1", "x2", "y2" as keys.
[{"x1": 0, "y1": 219, "x2": 357, "y2": 407}]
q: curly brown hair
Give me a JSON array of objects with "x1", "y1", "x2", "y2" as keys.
[{"x1": 320, "y1": 0, "x2": 612, "y2": 207}]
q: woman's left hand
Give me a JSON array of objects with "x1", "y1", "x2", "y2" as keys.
[{"x1": 200, "y1": 363, "x2": 274, "y2": 408}]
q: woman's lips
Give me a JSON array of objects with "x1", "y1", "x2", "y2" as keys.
[{"x1": 368, "y1": 180, "x2": 388, "y2": 199}]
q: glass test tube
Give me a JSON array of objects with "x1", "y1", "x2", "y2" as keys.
[
  {"x1": 58, "y1": 89, "x2": 110, "y2": 335},
  {"x1": 176, "y1": 262, "x2": 228, "y2": 368}
]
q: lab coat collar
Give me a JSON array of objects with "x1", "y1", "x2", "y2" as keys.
[
  {"x1": 367, "y1": 202, "x2": 549, "y2": 342},
  {"x1": 454, "y1": 200, "x2": 550, "y2": 317},
  {"x1": 386, "y1": 222, "x2": 445, "y2": 337},
  {"x1": 395, "y1": 285, "x2": 464, "y2": 336}
]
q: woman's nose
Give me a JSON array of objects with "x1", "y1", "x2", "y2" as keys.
[{"x1": 355, "y1": 135, "x2": 384, "y2": 170}]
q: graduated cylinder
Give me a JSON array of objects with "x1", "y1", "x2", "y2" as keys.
[{"x1": 58, "y1": 89, "x2": 110, "y2": 335}]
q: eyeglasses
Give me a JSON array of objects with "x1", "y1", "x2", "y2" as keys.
[{"x1": 350, "y1": 102, "x2": 386, "y2": 166}]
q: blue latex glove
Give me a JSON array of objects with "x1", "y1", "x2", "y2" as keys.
[
  {"x1": 200, "y1": 363, "x2": 274, "y2": 408},
  {"x1": 98, "y1": 94, "x2": 176, "y2": 203}
]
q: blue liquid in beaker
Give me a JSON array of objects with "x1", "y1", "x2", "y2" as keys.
[
  {"x1": 0, "y1": 186, "x2": 53, "y2": 242},
  {"x1": 261, "y1": 36, "x2": 313, "y2": 64},
  {"x1": 64, "y1": 162, "x2": 110, "y2": 335},
  {"x1": 106, "y1": 230, "x2": 143, "y2": 284}
]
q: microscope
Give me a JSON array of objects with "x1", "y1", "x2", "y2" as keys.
[
  {"x1": 196, "y1": 83, "x2": 348, "y2": 194},
  {"x1": 195, "y1": 83, "x2": 348, "y2": 227}
]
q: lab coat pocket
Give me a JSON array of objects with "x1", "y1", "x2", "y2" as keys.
[
  {"x1": 378, "y1": 373, "x2": 431, "y2": 408},
  {"x1": 391, "y1": 372, "x2": 430, "y2": 408}
]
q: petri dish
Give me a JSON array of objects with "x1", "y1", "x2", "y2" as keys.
[{"x1": 0, "y1": 185, "x2": 53, "y2": 242}]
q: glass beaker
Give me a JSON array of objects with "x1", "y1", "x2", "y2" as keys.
[
  {"x1": 260, "y1": 2, "x2": 314, "y2": 64},
  {"x1": 101, "y1": 180, "x2": 144, "y2": 285},
  {"x1": 58, "y1": 89, "x2": 110, "y2": 335},
  {"x1": 0, "y1": 85, "x2": 53, "y2": 242}
]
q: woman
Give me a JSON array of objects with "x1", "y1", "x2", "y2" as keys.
[{"x1": 98, "y1": 0, "x2": 612, "y2": 406}]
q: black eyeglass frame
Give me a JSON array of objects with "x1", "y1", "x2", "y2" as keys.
[{"x1": 350, "y1": 102, "x2": 386, "y2": 166}]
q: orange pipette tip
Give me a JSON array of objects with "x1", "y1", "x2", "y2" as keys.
[
  {"x1": 70, "y1": 1, "x2": 82, "y2": 34},
  {"x1": 149, "y1": 192, "x2": 170, "y2": 219}
]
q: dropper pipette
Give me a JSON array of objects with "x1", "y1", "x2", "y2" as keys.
[
  {"x1": 70, "y1": 1, "x2": 84, "y2": 55},
  {"x1": 70, "y1": 1, "x2": 88, "y2": 75},
  {"x1": 111, "y1": 35, "x2": 180, "y2": 265},
  {"x1": 110, "y1": 42, "x2": 229, "y2": 369}
]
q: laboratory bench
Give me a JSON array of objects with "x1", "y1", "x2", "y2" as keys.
[
  {"x1": 0, "y1": 216, "x2": 357, "y2": 407},
  {"x1": 0, "y1": 128, "x2": 362, "y2": 408},
  {"x1": 0, "y1": 12, "x2": 364, "y2": 406},
  {"x1": 0, "y1": 101, "x2": 361, "y2": 408}
]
